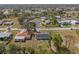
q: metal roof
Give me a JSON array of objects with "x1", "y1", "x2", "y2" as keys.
[
  {"x1": 0, "y1": 32, "x2": 12, "y2": 38},
  {"x1": 36, "y1": 33, "x2": 50, "y2": 40}
]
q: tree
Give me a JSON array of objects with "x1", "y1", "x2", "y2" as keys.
[
  {"x1": 0, "y1": 43, "x2": 6, "y2": 54},
  {"x1": 21, "y1": 47, "x2": 28, "y2": 54},
  {"x1": 24, "y1": 22, "x2": 36, "y2": 32},
  {"x1": 26, "y1": 47, "x2": 35, "y2": 54},
  {"x1": 8, "y1": 44, "x2": 22, "y2": 54},
  {"x1": 50, "y1": 17, "x2": 57, "y2": 25},
  {"x1": 53, "y1": 33, "x2": 63, "y2": 50},
  {"x1": 53, "y1": 33, "x2": 71, "y2": 54}
]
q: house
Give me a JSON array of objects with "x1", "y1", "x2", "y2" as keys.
[
  {"x1": 57, "y1": 19, "x2": 71, "y2": 25},
  {"x1": 75, "y1": 21, "x2": 79, "y2": 24},
  {"x1": 3, "y1": 9, "x2": 10, "y2": 15},
  {"x1": 40, "y1": 16, "x2": 47, "y2": 19},
  {"x1": 57, "y1": 19, "x2": 79, "y2": 25},
  {"x1": 30, "y1": 20, "x2": 40, "y2": 28},
  {"x1": 4, "y1": 20, "x2": 14, "y2": 25},
  {"x1": 36, "y1": 32, "x2": 51, "y2": 40},
  {"x1": 0, "y1": 20, "x2": 3, "y2": 25},
  {"x1": 70, "y1": 20, "x2": 78, "y2": 25},
  {"x1": 0, "y1": 32, "x2": 13, "y2": 41},
  {"x1": 45, "y1": 20, "x2": 51, "y2": 25},
  {"x1": 55, "y1": 16, "x2": 61, "y2": 19},
  {"x1": 15, "y1": 30, "x2": 32, "y2": 42}
]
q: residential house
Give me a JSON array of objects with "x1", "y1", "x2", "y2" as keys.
[
  {"x1": 36, "y1": 32, "x2": 51, "y2": 40},
  {"x1": 0, "y1": 20, "x2": 3, "y2": 25},
  {"x1": 45, "y1": 20, "x2": 51, "y2": 25},
  {"x1": 57, "y1": 19, "x2": 79, "y2": 25},
  {"x1": 15, "y1": 30, "x2": 32, "y2": 42},
  {"x1": 0, "y1": 32, "x2": 13, "y2": 41},
  {"x1": 55, "y1": 16, "x2": 61, "y2": 19},
  {"x1": 4, "y1": 20, "x2": 14, "y2": 25},
  {"x1": 57, "y1": 20, "x2": 71, "y2": 25}
]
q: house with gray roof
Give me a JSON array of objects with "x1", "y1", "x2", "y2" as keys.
[
  {"x1": 0, "y1": 20, "x2": 3, "y2": 25},
  {"x1": 4, "y1": 20, "x2": 14, "y2": 25},
  {"x1": 35, "y1": 32, "x2": 51, "y2": 40},
  {"x1": 0, "y1": 32, "x2": 13, "y2": 41}
]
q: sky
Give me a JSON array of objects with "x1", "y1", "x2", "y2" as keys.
[{"x1": 0, "y1": 0, "x2": 79, "y2": 4}]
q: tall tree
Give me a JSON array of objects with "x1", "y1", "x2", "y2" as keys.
[{"x1": 53, "y1": 33, "x2": 63, "y2": 50}]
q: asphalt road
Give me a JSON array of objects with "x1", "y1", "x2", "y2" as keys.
[
  {"x1": 0, "y1": 27, "x2": 79, "y2": 31},
  {"x1": 37, "y1": 27, "x2": 79, "y2": 31}
]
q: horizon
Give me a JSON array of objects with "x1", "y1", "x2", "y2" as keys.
[{"x1": 0, "y1": 4, "x2": 79, "y2": 8}]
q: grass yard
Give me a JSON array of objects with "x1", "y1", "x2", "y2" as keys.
[
  {"x1": 5, "y1": 30, "x2": 52, "y2": 54},
  {"x1": 40, "y1": 30, "x2": 79, "y2": 53},
  {"x1": 57, "y1": 30, "x2": 79, "y2": 53}
]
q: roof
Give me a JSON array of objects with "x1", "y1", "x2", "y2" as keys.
[
  {"x1": 45, "y1": 20, "x2": 51, "y2": 24},
  {"x1": 36, "y1": 33, "x2": 50, "y2": 40},
  {"x1": 4, "y1": 32, "x2": 12, "y2": 37},
  {"x1": 0, "y1": 20, "x2": 3, "y2": 24},
  {"x1": 55, "y1": 16, "x2": 61, "y2": 19},
  {"x1": 15, "y1": 36, "x2": 25, "y2": 40},
  {"x1": 4, "y1": 20, "x2": 14, "y2": 25},
  {"x1": 15, "y1": 31, "x2": 31, "y2": 40},
  {"x1": 40, "y1": 16, "x2": 47, "y2": 19},
  {"x1": 16, "y1": 32, "x2": 30, "y2": 36},
  {"x1": 0, "y1": 32, "x2": 12, "y2": 38},
  {"x1": 57, "y1": 20, "x2": 71, "y2": 24},
  {"x1": 0, "y1": 32, "x2": 5, "y2": 38},
  {"x1": 30, "y1": 20, "x2": 40, "y2": 28}
]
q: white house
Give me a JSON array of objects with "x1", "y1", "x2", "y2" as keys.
[
  {"x1": 70, "y1": 20, "x2": 78, "y2": 25},
  {"x1": 55, "y1": 16, "x2": 61, "y2": 19},
  {"x1": 57, "y1": 19, "x2": 79, "y2": 25}
]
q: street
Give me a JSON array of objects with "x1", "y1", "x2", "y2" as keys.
[{"x1": 0, "y1": 27, "x2": 79, "y2": 31}]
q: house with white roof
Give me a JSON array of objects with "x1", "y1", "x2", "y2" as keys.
[{"x1": 57, "y1": 19, "x2": 79, "y2": 25}]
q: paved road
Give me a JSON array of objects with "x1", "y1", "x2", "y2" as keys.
[
  {"x1": 0, "y1": 27, "x2": 79, "y2": 31},
  {"x1": 0, "y1": 28, "x2": 24, "y2": 31},
  {"x1": 37, "y1": 27, "x2": 79, "y2": 31}
]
